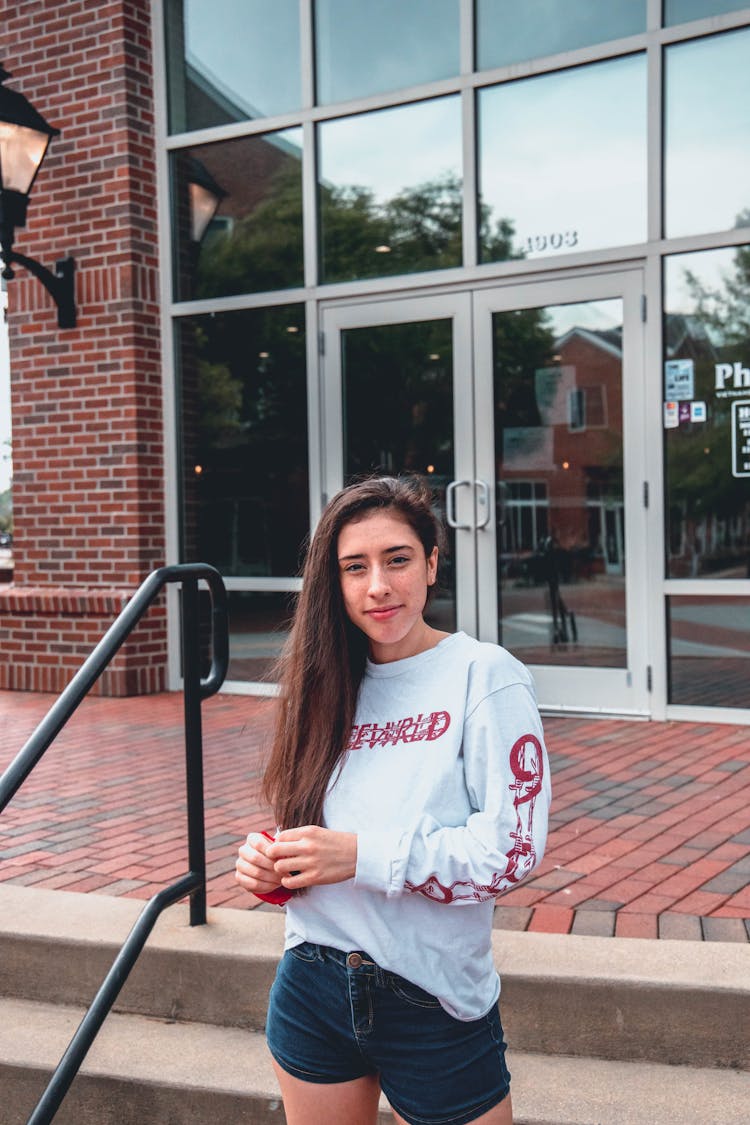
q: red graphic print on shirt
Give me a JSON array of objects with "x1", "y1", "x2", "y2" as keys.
[
  {"x1": 347, "y1": 711, "x2": 451, "y2": 750},
  {"x1": 404, "y1": 733, "x2": 544, "y2": 903}
]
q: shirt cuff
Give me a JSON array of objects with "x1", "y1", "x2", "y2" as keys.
[{"x1": 354, "y1": 829, "x2": 407, "y2": 894}]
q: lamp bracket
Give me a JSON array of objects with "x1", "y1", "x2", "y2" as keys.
[{"x1": 4, "y1": 251, "x2": 76, "y2": 329}]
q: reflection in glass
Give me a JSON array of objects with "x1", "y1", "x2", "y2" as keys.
[
  {"x1": 664, "y1": 0, "x2": 750, "y2": 25},
  {"x1": 315, "y1": 0, "x2": 459, "y2": 105},
  {"x1": 478, "y1": 56, "x2": 647, "y2": 263},
  {"x1": 476, "y1": 0, "x2": 645, "y2": 70},
  {"x1": 318, "y1": 98, "x2": 462, "y2": 283},
  {"x1": 226, "y1": 591, "x2": 294, "y2": 683},
  {"x1": 665, "y1": 28, "x2": 750, "y2": 238},
  {"x1": 493, "y1": 300, "x2": 626, "y2": 668},
  {"x1": 164, "y1": 0, "x2": 301, "y2": 132},
  {"x1": 341, "y1": 319, "x2": 456, "y2": 633},
  {"x1": 176, "y1": 305, "x2": 309, "y2": 577},
  {"x1": 172, "y1": 129, "x2": 303, "y2": 300},
  {"x1": 663, "y1": 246, "x2": 750, "y2": 578},
  {"x1": 667, "y1": 597, "x2": 750, "y2": 707}
]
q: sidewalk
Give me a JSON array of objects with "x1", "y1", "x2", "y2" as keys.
[{"x1": 0, "y1": 689, "x2": 748, "y2": 941}]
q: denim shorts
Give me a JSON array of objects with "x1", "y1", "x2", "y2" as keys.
[{"x1": 266, "y1": 941, "x2": 511, "y2": 1125}]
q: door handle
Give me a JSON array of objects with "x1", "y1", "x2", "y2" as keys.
[
  {"x1": 446, "y1": 479, "x2": 472, "y2": 529},
  {"x1": 474, "y1": 479, "x2": 491, "y2": 529}
]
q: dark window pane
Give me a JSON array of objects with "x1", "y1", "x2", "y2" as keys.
[
  {"x1": 663, "y1": 246, "x2": 750, "y2": 578},
  {"x1": 341, "y1": 319, "x2": 456, "y2": 634},
  {"x1": 667, "y1": 596, "x2": 750, "y2": 707},
  {"x1": 227, "y1": 591, "x2": 294, "y2": 683},
  {"x1": 478, "y1": 56, "x2": 647, "y2": 263},
  {"x1": 172, "y1": 130, "x2": 304, "y2": 300},
  {"x1": 177, "y1": 306, "x2": 309, "y2": 576},
  {"x1": 315, "y1": 0, "x2": 459, "y2": 105},
  {"x1": 664, "y1": 0, "x2": 750, "y2": 25},
  {"x1": 318, "y1": 98, "x2": 462, "y2": 283},
  {"x1": 164, "y1": 0, "x2": 301, "y2": 133},
  {"x1": 476, "y1": 0, "x2": 645, "y2": 69},
  {"x1": 665, "y1": 28, "x2": 750, "y2": 238}
]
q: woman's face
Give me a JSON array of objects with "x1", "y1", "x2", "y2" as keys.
[{"x1": 337, "y1": 509, "x2": 438, "y2": 664}]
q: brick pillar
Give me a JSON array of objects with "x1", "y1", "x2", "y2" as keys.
[{"x1": 0, "y1": 0, "x2": 167, "y2": 695}]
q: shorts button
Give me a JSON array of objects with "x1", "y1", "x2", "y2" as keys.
[{"x1": 347, "y1": 952, "x2": 363, "y2": 968}]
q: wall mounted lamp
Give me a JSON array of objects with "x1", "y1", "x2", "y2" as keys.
[
  {"x1": 186, "y1": 156, "x2": 227, "y2": 244},
  {"x1": 0, "y1": 64, "x2": 76, "y2": 329}
]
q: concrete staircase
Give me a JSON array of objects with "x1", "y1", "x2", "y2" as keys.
[{"x1": 0, "y1": 884, "x2": 748, "y2": 1124}]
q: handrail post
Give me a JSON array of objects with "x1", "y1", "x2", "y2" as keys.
[{"x1": 181, "y1": 575, "x2": 207, "y2": 926}]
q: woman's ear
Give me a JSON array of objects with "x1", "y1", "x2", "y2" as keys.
[{"x1": 426, "y1": 546, "x2": 439, "y2": 585}]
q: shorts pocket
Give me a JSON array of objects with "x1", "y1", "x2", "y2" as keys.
[
  {"x1": 387, "y1": 973, "x2": 442, "y2": 1009},
  {"x1": 288, "y1": 941, "x2": 320, "y2": 963}
]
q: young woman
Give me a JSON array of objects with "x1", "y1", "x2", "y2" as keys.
[{"x1": 235, "y1": 476, "x2": 551, "y2": 1125}]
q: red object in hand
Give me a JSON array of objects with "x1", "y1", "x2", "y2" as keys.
[{"x1": 250, "y1": 830, "x2": 294, "y2": 906}]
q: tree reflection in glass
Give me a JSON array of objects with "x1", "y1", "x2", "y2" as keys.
[
  {"x1": 664, "y1": 238, "x2": 750, "y2": 579},
  {"x1": 177, "y1": 306, "x2": 309, "y2": 578},
  {"x1": 318, "y1": 97, "x2": 467, "y2": 282}
]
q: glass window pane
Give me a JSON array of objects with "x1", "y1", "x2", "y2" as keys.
[
  {"x1": 476, "y1": 0, "x2": 646, "y2": 70},
  {"x1": 665, "y1": 28, "x2": 750, "y2": 239},
  {"x1": 668, "y1": 597, "x2": 750, "y2": 707},
  {"x1": 226, "y1": 591, "x2": 293, "y2": 683},
  {"x1": 315, "y1": 0, "x2": 459, "y2": 105},
  {"x1": 664, "y1": 1, "x2": 750, "y2": 25},
  {"x1": 318, "y1": 97, "x2": 462, "y2": 283},
  {"x1": 478, "y1": 56, "x2": 647, "y2": 264},
  {"x1": 493, "y1": 299, "x2": 626, "y2": 669},
  {"x1": 177, "y1": 305, "x2": 309, "y2": 577},
  {"x1": 164, "y1": 0, "x2": 301, "y2": 133},
  {"x1": 341, "y1": 319, "x2": 456, "y2": 634},
  {"x1": 663, "y1": 246, "x2": 750, "y2": 579},
  {"x1": 172, "y1": 129, "x2": 303, "y2": 300}
]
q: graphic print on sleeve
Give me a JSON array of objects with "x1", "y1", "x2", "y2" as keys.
[{"x1": 404, "y1": 733, "x2": 545, "y2": 904}]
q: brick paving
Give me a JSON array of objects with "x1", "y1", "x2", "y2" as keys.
[{"x1": 0, "y1": 690, "x2": 748, "y2": 941}]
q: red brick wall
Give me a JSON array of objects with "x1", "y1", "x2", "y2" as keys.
[{"x1": 0, "y1": 0, "x2": 167, "y2": 694}]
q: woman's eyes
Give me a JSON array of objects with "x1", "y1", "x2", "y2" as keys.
[{"x1": 342, "y1": 555, "x2": 412, "y2": 574}]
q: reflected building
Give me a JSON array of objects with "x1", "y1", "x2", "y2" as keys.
[{"x1": 2, "y1": 0, "x2": 750, "y2": 719}]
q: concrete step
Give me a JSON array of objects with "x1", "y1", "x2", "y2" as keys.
[
  {"x1": 1, "y1": 885, "x2": 747, "y2": 1070},
  {"x1": 3, "y1": 996, "x2": 750, "y2": 1125}
]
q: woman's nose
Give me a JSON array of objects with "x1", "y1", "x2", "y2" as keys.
[{"x1": 368, "y1": 566, "x2": 390, "y2": 596}]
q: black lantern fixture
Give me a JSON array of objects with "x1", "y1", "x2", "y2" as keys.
[
  {"x1": 0, "y1": 64, "x2": 76, "y2": 328},
  {"x1": 186, "y1": 156, "x2": 227, "y2": 244}
]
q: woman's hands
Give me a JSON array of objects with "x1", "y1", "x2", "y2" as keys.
[
  {"x1": 235, "y1": 832, "x2": 284, "y2": 897},
  {"x1": 235, "y1": 826, "x2": 357, "y2": 896}
]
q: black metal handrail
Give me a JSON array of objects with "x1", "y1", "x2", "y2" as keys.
[{"x1": 0, "y1": 563, "x2": 229, "y2": 1125}]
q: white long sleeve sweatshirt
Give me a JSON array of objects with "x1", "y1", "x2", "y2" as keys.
[{"x1": 284, "y1": 631, "x2": 551, "y2": 1020}]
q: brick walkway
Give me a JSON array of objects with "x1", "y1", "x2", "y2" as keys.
[{"x1": 0, "y1": 690, "x2": 748, "y2": 941}]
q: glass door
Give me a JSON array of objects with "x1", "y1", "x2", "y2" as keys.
[
  {"x1": 322, "y1": 271, "x2": 649, "y2": 715},
  {"x1": 474, "y1": 270, "x2": 649, "y2": 714},
  {"x1": 321, "y1": 294, "x2": 476, "y2": 635}
]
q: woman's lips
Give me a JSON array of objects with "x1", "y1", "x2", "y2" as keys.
[{"x1": 366, "y1": 606, "x2": 401, "y2": 621}]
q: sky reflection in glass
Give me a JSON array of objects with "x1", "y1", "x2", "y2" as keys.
[
  {"x1": 478, "y1": 55, "x2": 647, "y2": 262},
  {"x1": 477, "y1": 0, "x2": 645, "y2": 69},
  {"x1": 167, "y1": 0, "x2": 301, "y2": 131},
  {"x1": 318, "y1": 97, "x2": 462, "y2": 282},
  {"x1": 315, "y1": 0, "x2": 459, "y2": 105},
  {"x1": 665, "y1": 28, "x2": 750, "y2": 238}
]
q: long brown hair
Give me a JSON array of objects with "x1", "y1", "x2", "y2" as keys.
[{"x1": 263, "y1": 475, "x2": 443, "y2": 829}]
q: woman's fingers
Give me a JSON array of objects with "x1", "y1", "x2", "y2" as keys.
[
  {"x1": 266, "y1": 826, "x2": 357, "y2": 887},
  {"x1": 235, "y1": 833, "x2": 283, "y2": 893}
]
